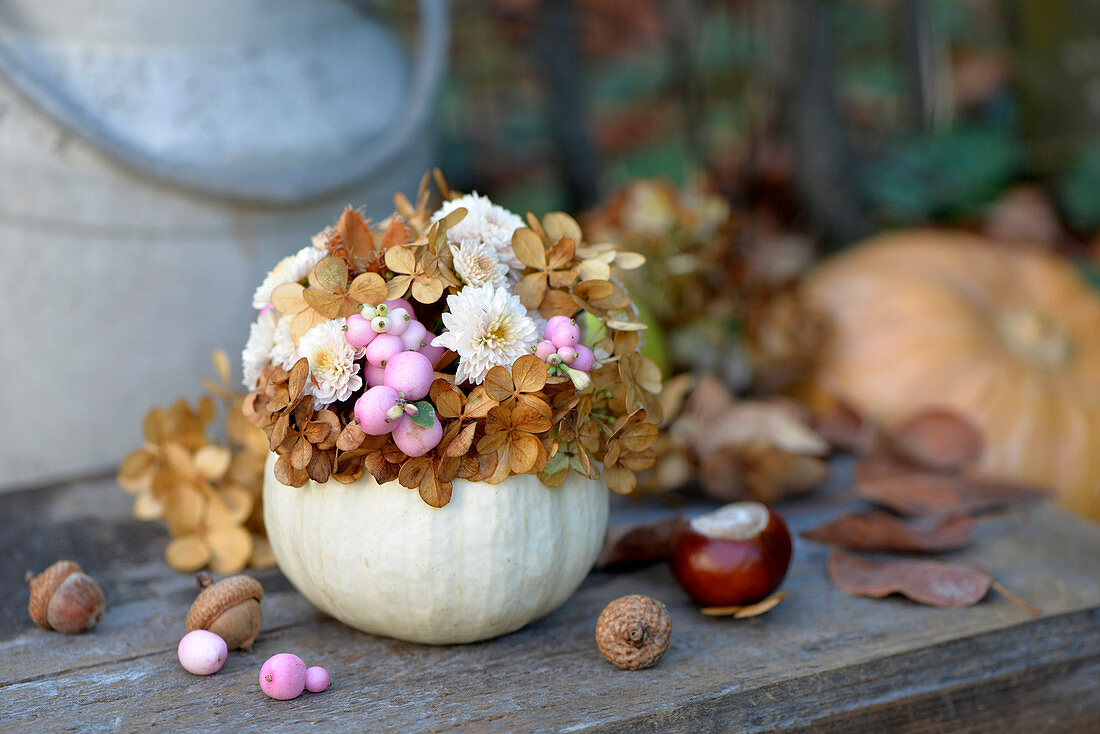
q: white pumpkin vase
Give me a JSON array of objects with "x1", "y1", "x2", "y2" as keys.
[{"x1": 263, "y1": 455, "x2": 609, "y2": 644}]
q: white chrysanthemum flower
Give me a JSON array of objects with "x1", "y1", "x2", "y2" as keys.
[
  {"x1": 241, "y1": 308, "x2": 279, "y2": 389},
  {"x1": 432, "y1": 192, "x2": 525, "y2": 271},
  {"x1": 252, "y1": 245, "x2": 325, "y2": 309},
  {"x1": 269, "y1": 314, "x2": 300, "y2": 371},
  {"x1": 451, "y1": 239, "x2": 508, "y2": 287},
  {"x1": 432, "y1": 284, "x2": 539, "y2": 385},
  {"x1": 527, "y1": 309, "x2": 548, "y2": 343},
  {"x1": 298, "y1": 318, "x2": 363, "y2": 408}
]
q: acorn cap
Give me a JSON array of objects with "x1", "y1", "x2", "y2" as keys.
[
  {"x1": 27, "y1": 560, "x2": 82, "y2": 630},
  {"x1": 595, "y1": 594, "x2": 672, "y2": 670},
  {"x1": 186, "y1": 575, "x2": 264, "y2": 632}
]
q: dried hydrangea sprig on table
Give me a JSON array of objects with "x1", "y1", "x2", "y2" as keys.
[
  {"x1": 118, "y1": 351, "x2": 275, "y2": 573},
  {"x1": 240, "y1": 171, "x2": 663, "y2": 507}
]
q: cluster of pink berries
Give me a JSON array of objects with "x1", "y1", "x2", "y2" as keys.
[
  {"x1": 176, "y1": 632, "x2": 330, "y2": 701},
  {"x1": 259, "y1": 653, "x2": 329, "y2": 700},
  {"x1": 346, "y1": 299, "x2": 443, "y2": 457},
  {"x1": 535, "y1": 316, "x2": 594, "y2": 388}
]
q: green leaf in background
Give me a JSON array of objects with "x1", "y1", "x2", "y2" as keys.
[
  {"x1": 863, "y1": 127, "x2": 1024, "y2": 224},
  {"x1": 1060, "y1": 144, "x2": 1100, "y2": 231},
  {"x1": 1079, "y1": 258, "x2": 1100, "y2": 292},
  {"x1": 410, "y1": 401, "x2": 436, "y2": 429}
]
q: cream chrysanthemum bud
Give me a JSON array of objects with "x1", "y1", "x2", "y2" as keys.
[
  {"x1": 297, "y1": 319, "x2": 363, "y2": 408},
  {"x1": 431, "y1": 284, "x2": 539, "y2": 385},
  {"x1": 252, "y1": 245, "x2": 325, "y2": 310},
  {"x1": 432, "y1": 193, "x2": 525, "y2": 271},
  {"x1": 451, "y1": 239, "x2": 508, "y2": 288}
]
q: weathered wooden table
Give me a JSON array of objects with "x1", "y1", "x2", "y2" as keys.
[{"x1": 3, "y1": 464, "x2": 1099, "y2": 732}]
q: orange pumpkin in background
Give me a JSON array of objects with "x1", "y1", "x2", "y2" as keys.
[{"x1": 805, "y1": 230, "x2": 1100, "y2": 520}]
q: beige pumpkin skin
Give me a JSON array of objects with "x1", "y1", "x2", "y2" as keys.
[
  {"x1": 806, "y1": 230, "x2": 1100, "y2": 520},
  {"x1": 263, "y1": 455, "x2": 609, "y2": 644}
]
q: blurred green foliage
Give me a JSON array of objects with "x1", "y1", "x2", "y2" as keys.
[{"x1": 865, "y1": 127, "x2": 1025, "y2": 224}]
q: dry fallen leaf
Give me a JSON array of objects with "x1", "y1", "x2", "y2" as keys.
[
  {"x1": 856, "y1": 459, "x2": 1049, "y2": 517},
  {"x1": 596, "y1": 514, "x2": 686, "y2": 569},
  {"x1": 700, "y1": 591, "x2": 788, "y2": 618},
  {"x1": 693, "y1": 399, "x2": 829, "y2": 460},
  {"x1": 828, "y1": 550, "x2": 991, "y2": 607},
  {"x1": 889, "y1": 408, "x2": 984, "y2": 471},
  {"x1": 801, "y1": 510, "x2": 976, "y2": 553},
  {"x1": 812, "y1": 397, "x2": 876, "y2": 454}
]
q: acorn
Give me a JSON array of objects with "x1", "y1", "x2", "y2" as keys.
[
  {"x1": 186, "y1": 573, "x2": 264, "y2": 650},
  {"x1": 595, "y1": 595, "x2": 671, "y2": 670},
  {"x1": 26, "y1": 560, "x2": 106, "y2": 633}
]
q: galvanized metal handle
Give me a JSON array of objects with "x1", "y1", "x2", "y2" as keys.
[{"x1": 0, "y1": 0, "x2": 449, "y2": 205}]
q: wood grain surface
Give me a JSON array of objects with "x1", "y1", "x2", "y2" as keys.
[{"x1": 1, "y1": 463, "x2": 1098, "y2": 732}]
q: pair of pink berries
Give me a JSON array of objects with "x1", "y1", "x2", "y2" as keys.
[
  {"x1": 354, "y1": 381, "x2": 443, "y2": 457},
  {"x1": 176, "y1": 632, "x2": 330, "y2": 702},
  {"x1": 260, "y1": 653, "x2": 329, "y2": 700},
  {"x1": 535, "y1": 316, "x2": 594, "y2": 371}
]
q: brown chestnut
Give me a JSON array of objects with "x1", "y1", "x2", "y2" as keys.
[{"x1": 669, "y1": 502, "x2": 792, "y2": 607}]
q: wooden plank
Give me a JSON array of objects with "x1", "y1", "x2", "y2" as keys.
[{"x1": 1, "y1": 467, "x2": 1098, "y2": 732}]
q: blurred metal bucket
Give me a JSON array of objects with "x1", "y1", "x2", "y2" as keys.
[{"x1": 0, "y1": 0, "x2": 449, "y2": 490}]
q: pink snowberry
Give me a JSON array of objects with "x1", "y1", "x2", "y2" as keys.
[
  {"x1": 305, "y1": 666, "x2": 330, "y2": 693},
  {"x1": 545, "y1": 315, "x2": 572, "y2": 333},
  {"x1": 344, "y1": 314, "x2": 377, "y2": 348},
  {"x1": 557, "y1": 346, "x2": 579, "y2": 365},
  {"x1": 178, "y1": 630, "x2": 227, "y2": 676},
  {"x1": 384, "y1": 351, "x2": 434, "y2": 401},
  {"x1": 401, "y1": 320, "x2": 429, "y2": 351},
  {"x1": 365, "y1": 333, "x2": 404, "y2": 367},
  {"x1": 259, "y1": 653, "x2": 307, "y2": 701},
  {"x1": 391, "y1": 414, "x2": 443, "y2": 457},
  {"x1": 546, "y1": 318, "x2": 580, "y2": 348},
  {"x1": 364, "y1": 363, "x2": 387, "y2": 387},
  {"x1": 355, "y1": 385, "x2": 401, "y2": 435},
  {"x1": 386, "y1": 307, "x2": 412, "y2": 336},
  {"x1": 370, "y1": 315, "x2": 391, "y2": 333},
  {"x1": 383, "y1": 298, "x2": 414, "y2": 316},
  {"x1": 535, "y1": 340, "x2": 556, "y2": 361},
  {"x1": 419, "y1": 340, "x2": 446, "y2": 367},
  {"x1": 572, "y1": 344, "x2": 595, "y2": 372}
]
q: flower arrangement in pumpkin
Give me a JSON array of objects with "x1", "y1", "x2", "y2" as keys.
[{"x1": 241, "y1": 173, "x2": 662, "y2": 507}]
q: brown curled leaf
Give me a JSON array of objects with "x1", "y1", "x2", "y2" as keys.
[
  {"x1": 700, "y1": 591, "x2": 788, "y2": 618},
  {"x1": 813, "y1": 398, "x2": 876, "y2": 454},
  {"x1": 595, "y1": 513, "x2": 686, "y2": 569},
  {"x1": 827, "y1": 550, "x2": 991, "y2": 607},
  {"x1": 800, "y1": 509, "x2": 976, "y2": 553},
  {"x1": 856, "y1": 458, "x2": 1049, "y2": 517},
  {"x1": 889, "y1": 408, "x2": 984, "y2": 471}
]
